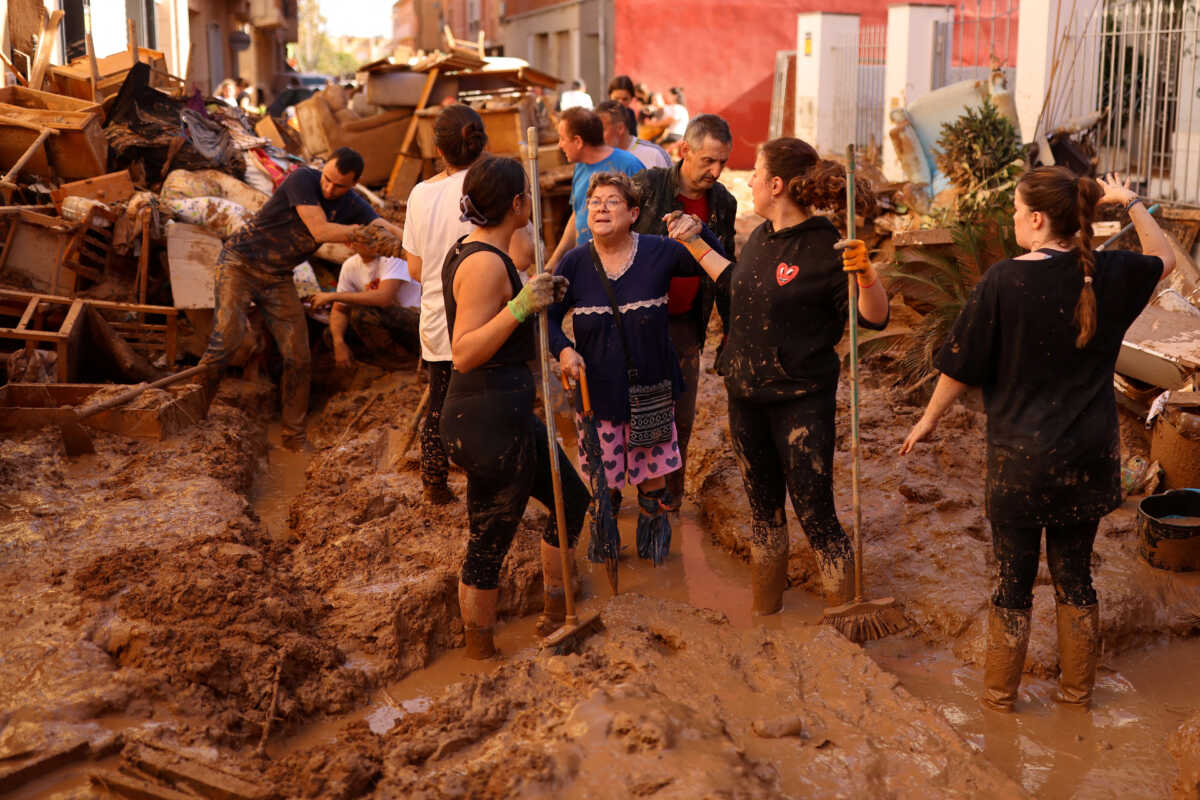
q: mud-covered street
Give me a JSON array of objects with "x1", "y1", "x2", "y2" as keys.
[{"x1": 3, "y1": 337, "x2": 1199, "y2": 798}]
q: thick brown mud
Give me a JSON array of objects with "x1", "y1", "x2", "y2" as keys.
[{"x1": 4, "y1": 319, "x2": 1200, "y2": 796}]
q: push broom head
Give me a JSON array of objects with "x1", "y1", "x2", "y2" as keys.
[{"x1": 819, "y1": 597, "x2": 907, "y2": 644}]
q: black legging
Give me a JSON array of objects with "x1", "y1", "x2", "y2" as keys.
[
  {"x1": 441, "y1": 367, "x2": 589, "y2": 590},
  {"x1": 420, "y1": 359, "x2": 452, "y2": 488},
  {"x1": 991, "y1": 520, "x2": 1099, "y2": 609},
  {"x1": 727, "y1": 390, "x2": 853, "y2": 564}
]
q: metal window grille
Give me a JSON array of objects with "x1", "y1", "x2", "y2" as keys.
[
  {"x1": 857, "y1": 24, "x2": 887, "y2": 148},
  {"x1": 1090, "y1": 0, "x2": 1200, "y2": 206},
  {"x1": 935, "y1": 0, "x2": 1019, "y2": 88}
]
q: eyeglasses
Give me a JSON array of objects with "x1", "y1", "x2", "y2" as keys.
[{"x1": 586, "y1": 197, "x2": 628, "y2": 210}]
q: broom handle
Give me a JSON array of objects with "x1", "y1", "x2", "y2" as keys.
[
  {"x1": 845, "y1": 144, "x2": 864, "y2": 605},
  {"x1": 526, "y1": 127, "x2": 578, "y2": 627},
  {"x1": 578, "y1": 370, "x2": 593, "y2": 417}
]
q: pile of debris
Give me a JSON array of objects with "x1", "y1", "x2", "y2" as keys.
[{"x1": 0, "y1": 26, "x2": 566, "y2": 444}]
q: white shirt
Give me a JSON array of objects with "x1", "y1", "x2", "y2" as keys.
[
  {"x1": 337, "y1": 254, "x2": 420, "y2": 308},
  {"x1": 560, "y1": 89, "x2": 594, "y2": 111},
  {"x1": 628, "y1": 139, "x2": 672, "y2": 169},
  {"x1": 402, "y1": 170, "x2": 475, "y2": 362},
  {"x1": 664, "y1": 103, "x2": 689, "y2": 137}
]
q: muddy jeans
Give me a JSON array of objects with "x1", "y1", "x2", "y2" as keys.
[
  {"x1": 420, "y1": 360, "x2": 452, "y2": 489},
  {"x1": 201, "y1": 254, "x2": 311, "y2": 441},
  {"x1": 666, "y1": 314, "x2": 700, "y2": 500},
  {"x1": 442, "y1": 366, "x2": 588, "y2": 590},
  {"x1": 728, "y1": 390, "x2": 853, "y2": 566},
  {"x1": 991, "y1": 520, "x2": 1100, "y2": 609},
  {"x1": 349, "y1": 306, "x2": 420, "y2": 359}
]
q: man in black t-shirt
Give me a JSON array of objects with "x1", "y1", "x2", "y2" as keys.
[{"x1": 200, "y1": 147, "x2": 383, "y2": 449}]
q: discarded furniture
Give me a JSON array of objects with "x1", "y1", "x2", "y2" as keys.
[
  {"x1": 50, "y1": 169, "x2": 136, "y2": 209},
  {"x1": 0, "y1": 290, "x2": 179, "y2": 381},
  {"x1": 1151, "y1": 401, "x2": 1200, "y2": 490},
  {"x1": 1117, "y1": 305, "x2": 1200, "y2": 390},
  {"x1": 0, "y1": 86, "x2": 107, "y2": 180},
  {"x1": 165, "y1": 221, "x2": 222, "y2": 309},
  {"x1": 46, "y1": 47, "x2": 177, "y2": 101},
  {"x1": 0, "y1": 210, "x2": 77, "y2": 293},
  {"x1": 0, "y1": 381, "x2": 206, "y2": 441}
]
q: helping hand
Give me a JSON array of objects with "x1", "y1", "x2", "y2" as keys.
[
  {"x1": 508, "y1": 273, "x2": 569, "y2": 322},
  {"x1": 664, "y1": 210, "x2": 702, "y2": 242},
  {"x1": 835, "y1": 238, "x2": 877, "y2": 285}
]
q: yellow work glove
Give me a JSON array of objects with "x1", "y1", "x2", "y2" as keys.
[{"x1": 836, "y1": 238, "x2": 877, "y2": 287}]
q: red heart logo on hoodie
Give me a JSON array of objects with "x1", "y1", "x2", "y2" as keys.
[{"x1": 776, "y1": 262, "x2": 799, "y2": 286}]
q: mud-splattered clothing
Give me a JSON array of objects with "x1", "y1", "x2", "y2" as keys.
[
  {"x1": 935, "y1": 249, "x2": 1162, "y2": 527},
  {"x1": 547, "y1": 233, "x2": 717, "y2": 424},
  {"x1": 717, "y1": 216, "x2": 889, "y2": 401},
  {"x1": 420, "y1": 360, "x2": 452, "y2": 489},
  {"x1": 728, "y1": 389, "x2": 853, "y2": 566},
  {"x1": 440, "y1": 240, "x2": 588, "y2": 590},
  {"x1": 992, "y1": 521, "x2": 1099, "y2": 609},
  {"x1": 575, "y1": 416, "x2": 681, "y2": 488},
  {"x1": 716, "y1": 216, "x2": 887, "y2": 561},
  {"x1": 225, "y1": 167, "x2": 376, "y2": 275},
  {"x1": 200, "y1": 253, "x2": 310, "y2": 440}
]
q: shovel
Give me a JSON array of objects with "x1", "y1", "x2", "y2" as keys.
[{"x1": 55, "y1": 363, "x2": 210, "y2": 456}]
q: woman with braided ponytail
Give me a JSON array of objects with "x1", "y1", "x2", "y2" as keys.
[{"x1": 901, "y1": 168, "x2": 1175, "y2": 712}]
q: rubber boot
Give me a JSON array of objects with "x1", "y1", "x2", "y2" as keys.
[
  {"x1": 635, "y1": 489, "x2": 672, "y2": 566},
  {"x1": 423, "y1": 483, "x2": 456, "y2": 506},
  {"x1": 750, "y1": 518, "x2": 789, "y2": 616},
  {"x1": 459, "y1": 583, "x2": 499, "y2": 660},
  {"x1": 980, "y1": 604, "x2": 1032, "y2": 712},
  {"x1": 815, "y1": 550, "x2": 854, "y2": 607},
  {"x1": 463, "y1": 625, "x2": 496, "y2": 659},
  {"x1": 1055, "y1": 603, "x2": 1100, "y2": 708}
]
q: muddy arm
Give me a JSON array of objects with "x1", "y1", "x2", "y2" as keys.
[{"x1": 899, "y1": 373, "x2": 970, "y2": 454}]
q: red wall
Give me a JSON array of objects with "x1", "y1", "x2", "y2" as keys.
[{"x1": 613, "y1": 0, "x2": 889, "y2": 168}]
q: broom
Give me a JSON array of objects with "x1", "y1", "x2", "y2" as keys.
[
  {"x1": 571, "y1": 370, "x2": 620, "y2": 594},
  {"x1": 819, "y1": 144, "x2": 907, "y2": 644},
  {"x1": 525, "y1": 127, "x2": 602, "y2": 653}
]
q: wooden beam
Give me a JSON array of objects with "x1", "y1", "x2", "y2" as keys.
[
  {"x1": 85, "y1": 34, "x2": 102, "y2": 103},
  {"x1": 385, "y1": 68, "x2": 440, "y2": 200},
  {"x1": 27, "y1": 9, "x2": 65, "y2": 91},
  {"x1": 15, "y1": 298, "x2": 38, "y2": 331}
]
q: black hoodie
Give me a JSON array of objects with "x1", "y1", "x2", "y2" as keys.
[{"x1": 716, "y1": 216, "x2": 888, "y2": 402}]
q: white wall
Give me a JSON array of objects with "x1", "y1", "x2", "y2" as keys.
[
  {"x1": 1014, "y1": 0, "x2": 1103, "y2": 143},
  {"x1": 794, "y1": 12, "x2": 860, "y2": 156},
  {"x1": 881, "y1": 3, "x2": 953, "y2": 180}
]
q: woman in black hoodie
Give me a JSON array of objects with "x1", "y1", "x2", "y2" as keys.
[{"x1": 670, "y1": 137, "x2": 888, "y2": 615}]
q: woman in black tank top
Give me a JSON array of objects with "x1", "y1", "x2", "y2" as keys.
[{"x1": 439, "y1": 157, "x2": 590, "y2": 659}]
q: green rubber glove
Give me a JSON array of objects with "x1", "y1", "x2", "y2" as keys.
[{"x1": 507, "y1": 273, "x2": 568, "y2": 323}]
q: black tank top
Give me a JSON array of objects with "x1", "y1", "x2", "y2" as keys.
[{"x1": 442, "y1": 237, "x2": 536, "y2": 369}]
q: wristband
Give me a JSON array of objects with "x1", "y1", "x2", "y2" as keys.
[
  {"x1": 506, "y1": 299, "x2": 527, "y2": 323},
  {"x1": 1124, "y1": 196, "x2": 1143, "y2": 213},
  {"x1": 856, "y1": 274, "x2": 878, "y2": 289}
]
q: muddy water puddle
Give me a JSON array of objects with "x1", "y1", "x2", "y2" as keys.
[
  {"x1": 251, "y1": 425, "x2": 312, "y2": 541},
  {"x1": 869, "y1": 636, "x2": 1200, "y2": 798}
]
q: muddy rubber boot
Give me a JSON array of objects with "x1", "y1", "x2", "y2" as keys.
[
  {"x1": 1055, "y1": 603, "x2": 1100, "y2": 708},
  {"x1": 535, "y1": 587, "x2": 566, "y2": 637},
  {"x1": 980, "y1": 605, "x2": 1032, "y2": 712},
  {"x1": 816, "y1": 550, "x2": 854, "y2": 607},
  {"x1": 750, "y1": 519, "x2": 789, "y2": 616},
  {"x1": 463, "y1": 625, "x2": 496, "y2": 659}
]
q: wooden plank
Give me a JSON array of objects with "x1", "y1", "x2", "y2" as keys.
[
  {"x1": 85, "y1": 33, "x2": 102, "y2": 102},
  {"x1": 27, "y1": 10, "x2": 65, "y2": 91},
  {"x1": 0, "y1": 738, "x2": 89, "y2": 794},
  {"x1": 386, "y1": 154, "x2": 423, "y2": 202},
  {"x1": 1, "y1": 219, "x2": 72, "y2": 293},
  {"x1": 51, "y1": 169, "x2": 134, "y2": 208},
  {"x1": 15, "y1": 297, "x2": 37, "y2": 330},
  {"x1": 88, "y1": 769, "x2": 198, "y2": 800},
  {"x1": 0, "y1": 327, "x2": 69, "y2": 343},
  {"x1": 126, "y1": 743, "x2": 267, "y2": 800},
  {"x1": 385, "y1": 68, "x2": 439, "y2": 200}
]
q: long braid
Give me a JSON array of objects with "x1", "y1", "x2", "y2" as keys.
[{"x1": 1073, "y1": 177, "x2": 1103, "y2": 348}]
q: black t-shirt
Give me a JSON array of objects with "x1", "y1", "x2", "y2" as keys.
[
  {"x1": 716, "y1": 216, "x2": 889, "y2": 401},
  {"x1": 935, "y1": 248, "x2": 1162, "y2": 526},
  {"x1": 225, "y1": 167, "x2": 377, "y2": 274}
]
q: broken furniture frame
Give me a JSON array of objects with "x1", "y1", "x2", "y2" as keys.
[{"x1": 0, "y1": 289, "x2": 179, "y2": 382}]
